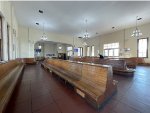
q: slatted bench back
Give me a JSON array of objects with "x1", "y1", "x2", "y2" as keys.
[{"x1": 81, "y1": 64, "x2": 108, "y2": 92}]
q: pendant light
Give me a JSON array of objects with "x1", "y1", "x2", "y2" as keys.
[
  {"x1": 82, "y1": 19, "x2": 89, "y2": 46},
  {"x1": 131, "y1": 16, "x2": 142, "y2": 38},
  {"x1": 41, "y1": 23, "x2": 48, "y2": 40}
]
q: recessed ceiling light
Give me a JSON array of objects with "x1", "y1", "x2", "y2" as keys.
[
  {"x1": 36, "y1": 22, "x2": 39, "y2": 25},
  {"x1": 39, "y1": 10, "x2": 43, "y2": 14}
]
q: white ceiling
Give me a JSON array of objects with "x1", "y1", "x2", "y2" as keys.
[{"x1": 12, "y1": 1, "x2": 150, "y2": 38}]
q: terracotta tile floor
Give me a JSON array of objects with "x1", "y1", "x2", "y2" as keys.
[{"x1": 5, "y1": 64, "x2": 150, "y2": 113}]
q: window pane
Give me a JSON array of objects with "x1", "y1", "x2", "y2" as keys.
[
  {"x1": 109, "y1": 50, "x2": 113, "y2": 56},
  {"x1": 103, "y1": 42, "x2": 119, "y2": 57},
  {"x1": 114, "y1": 49, "x2": 119, "y2": 56},
  {"x1": 104, "y1": 50, "x2": 108, "y2": 56},
  {"x1": 138, "y1": 38, "x2": 148, "y2": 57},
  {"x1": 138, "y1": 52, "x2": 143, "y2": 57},
  {"x1": 67, "y1": 46, "x2": 72, "y2": 51},
  {"x1": 91, "y1": 46, "x2": 94, "y2": 56},
  {"x1": 78, "y1": 48, "x2": 81, "y2": 56},
  {"x1": 115, "y1": 43, "x2": 119, "y2": 48},
  {"x1": 143, "y1": 52, "x2": 146, "y2": 57},
  {"x1": 104, "y1": 44, "x2": 107, "y2": 49},
  {"x1": 87, "y1": 46, "x2": 90, "y2": 56},
  {"x1": 108, "y1": 44, "x2": 111, "y2": 49},
  {"x1": 80, "y1": 47, "x2": 83, "y2": 56}
]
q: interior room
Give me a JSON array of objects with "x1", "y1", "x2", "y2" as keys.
[{"x1": 0, "y1": 1, "x2": 150, "y2": 113}]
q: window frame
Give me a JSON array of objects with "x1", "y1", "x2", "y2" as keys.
[
  {"x1": 91, "y1": 45, "x2": 95, "y2": 56},
  {"x1": 78, "y1": 47, "x2": 83, "y2": 56},
  {"x1": 87, "y1": 46, "x2": 90, "y2": 56},
  {"x1": 103, "y1": 42, "x2": 119, "y2": 57},
  {"x1": 137, "y1": 38, "x2": 148, "y2": 58},
  {"x1": 67, "y1": 46, "x2": 73, "y2": 57}
]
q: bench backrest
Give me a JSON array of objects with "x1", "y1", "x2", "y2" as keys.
[
  {"x1": 70, "y1": 57, "x2": 127, "y2": 70},
  {"x1": 47, "y1": 59, "x2": 82, "y2": 79},
  {"x1": 0, "y1": 60, "x2": 19, "y2": 79},
  {"x1": 81, "y1": 64, "x2": 108, "y2": 92},
  {"x1": 16, "y1": 58, "x2": 36, "y2": 64},
  {"x1": 100, "y1": 59, "x2": 127, "y2": 70},
  {"x1": 45, "y1": 59, "x2": 112, "y2": 92}
]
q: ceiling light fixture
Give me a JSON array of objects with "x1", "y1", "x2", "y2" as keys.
[
  {"x1": 83, "y1": 19, "x2": 89, "y2": 39},
  {"x1": 131, "y1": 16, "x2": 142, "y2": 38},
  {"x1": 41, "y1": 23, "x2": 48, "y2": 40},
  {"x1": 82, "y1": 19, "x2": 90, "y2": 46}
]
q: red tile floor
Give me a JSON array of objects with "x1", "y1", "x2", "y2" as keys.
[{"x1": 5, "y1": 64, "x2": 150, "y2": 113}]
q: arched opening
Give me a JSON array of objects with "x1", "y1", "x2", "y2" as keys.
[{"x1": 34, "y1": 41, "x2": 73, "y2": 60}]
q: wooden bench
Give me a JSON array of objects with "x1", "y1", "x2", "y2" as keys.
[
  {"x1": 123, "y1": 57, "x2": 145, "y2": 68},
  {"x1": 41, "y1": 59, "x2": 117, "y2": 109},
  {"x1": 70, "y1": 57, "x2": 135, "y2": 76},
  {"x1": 16, "y1": 58, "x2": 37, "y2": 64},
  {"x1": 0, "y1": 60, "x2": 25, "y2": 113},
  {"x1": 100, "y1": 59, "x2": 135, "y2": 76}
]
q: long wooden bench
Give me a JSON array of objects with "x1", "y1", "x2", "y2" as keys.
[
  {"x1": 41, "y1": 59, "x2": 117, "y2": 109},
  {"x1": 0, "y1": 60, "x2": 25, "y2": 113},
  {"x1": 123, "y1": 57, "x2": 145, "y2": 68},
  {"x1": 99, "y1": 59, "x2": 135, "y2": 76},
  {"x1": 16, "y1": 58, "x2": 37, "y2": 64},
  {"x1": 70, "y1": 57, "x2": 135, "y2": 76}
]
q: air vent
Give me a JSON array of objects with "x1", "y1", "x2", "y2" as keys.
[{"x1": 78, "y1": 37, "x2": 83, "y2": 39}]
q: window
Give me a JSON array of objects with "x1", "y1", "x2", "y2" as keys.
[
  {"x1": 103, "y1": 42, "x2": 119, "y2": 57},
  {"x1": 138, "y1": 38, "x2": 148, "y2": 58},
  {"x1": 78, "y1": 47, "x2": 83, "y2": 56},
  {"x1": 67, "y1": 46, "x2": 73, "y2": 56},
  {"x1": 91, "y1": 46, "x2": 95, "y2": 56},
  {"x1": 87, "y1": 46, "x2": 90, "y2": 56}
]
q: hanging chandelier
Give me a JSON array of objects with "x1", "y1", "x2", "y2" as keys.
[
  {"x1": 83, "y1": 19, "x2": 89, "y2": 39},
  {"x1": 131, "y1": 16, "x2": 142, "y2": 38},
  {"x1": 41, "y1": 23, "x2": 48, "y2": 40},
  {"x1": 82, "y1": 19, "x2": 90, "y2": 46}
]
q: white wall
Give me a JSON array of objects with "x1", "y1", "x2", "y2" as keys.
[
  {"x1": 44, "y1": 43, "x2": 57, "y2": 57},
  {"x1": 86, "y1": 23, "x2": 150, "y2": 62},
  {"x1": 0, "y1": 1, "x2": 19, "y2": 60},
  {"x1": 18, "y1": 26, "x2": 84, "y2": 58},
  {"x1": 57, "y1": 43, "x2": 66, "y2": 54}
]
